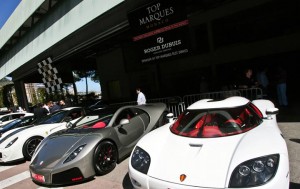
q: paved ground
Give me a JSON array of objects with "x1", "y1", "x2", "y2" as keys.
[
  {"x1": 1, "y1": 102, "x2": 300, "y2": 188},
  {"x1": 278, "y1": 122, "x2": 300, "y2": 189}
]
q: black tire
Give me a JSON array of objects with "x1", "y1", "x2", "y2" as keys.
[
  {"x1": 22, "y1": 136, "x2": 43, "y2": 160},
  {"x1": 93, "y1": 141, "x2": 118, "y2": 175}
]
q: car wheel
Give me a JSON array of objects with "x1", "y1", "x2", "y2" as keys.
[
  {"x1": 93, "y1": 141, "x2": 117, "y2": 175},
  {"x1": 22, "y1": 136, "x2": 43, "y2": 160}
]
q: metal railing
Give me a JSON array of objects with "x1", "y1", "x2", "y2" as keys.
[
  {"x1": 110, "y1": 96, "x2": 184, "y2": 118},
  {"x1": 238, "y1": 88, "x2": 263, "y2": 100},
  {"x1": 148, "y1": 96, "x2": 184, "y2": 118},
  {"x1": 183, "y1": 88, "x2": 263, "y2": 108},
  {"x1": 110, "y1": 88, "x2": 263, "y2": 119},
  {"x1": 183, "y1": 89, "x2": 241, "y2": 108}
]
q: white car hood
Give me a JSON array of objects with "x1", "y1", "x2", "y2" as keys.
[
  {"x1": 138, "y1": 121, "x2": 285, "y2": 188},
  {"x1": 0, "y1": 123, "x2": 66, "y2": 146}
]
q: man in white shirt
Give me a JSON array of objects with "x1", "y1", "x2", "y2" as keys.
[{"x1": 136, "y1": 88, "x2": 146, "y2": 105}]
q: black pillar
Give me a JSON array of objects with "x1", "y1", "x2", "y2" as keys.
[{"x1": 14, "y1": 80, "x2": 30, "y2": 112}]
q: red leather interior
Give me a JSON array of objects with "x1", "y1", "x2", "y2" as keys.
[
  {"x1": 202, "y1": 126, "x2": 223, "y2": 137},
  {"x1": 92, "y1": 122, "x2": 106, "y2": 129}
]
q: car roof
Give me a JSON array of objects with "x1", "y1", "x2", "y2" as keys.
[
  {"x1": 86, "y1": 106, "x2": 120, "y2": 116},
  {"x1": 0, "y1": 112, "x2": 33, "y2": 117},
  {"x1": 188, "y1": 96, "x2": 250, "y2": 110},
  {"x1": 61, "y1": 107, "x2": 82, "y2": 110}
]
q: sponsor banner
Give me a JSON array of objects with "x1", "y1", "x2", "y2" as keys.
[
  {"x1": 128, "y1": 0, "x2": 189, "y2": 63},
  {"x1": 37, "y1": 57, "x2": 63, "y2": 93}
]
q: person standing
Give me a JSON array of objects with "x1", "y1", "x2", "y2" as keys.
[
  {"x1": 276, "y1": 65, "x2": 288, "y2": 107},
  {"x1": 238, "y1": 68, "x2": 258, "y2": 89},
  {"x1": 256, "y1": 67, "x2": 269, "y2": 97},
  {"x1": 43, "y1": 102, "x2": 50, "y2": 113},
  {"x1": 136, "y1": 88, "x2": 146, "y2": 105},
  {"x1": 34, "y1": 103, "x2": 49, "y2": 121},
  {"x1": 49, "y1": 101, "x2": 61, "y2": 113},
  {"x1": 59, "y1": 100, "x2": 67, "y2": 109}
]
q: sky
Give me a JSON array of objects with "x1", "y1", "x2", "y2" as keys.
[
  {"x1": 0, "y1": 0, "x2": 21, "y2": 29},
  {"x1": 75, "y1": 78, "x2": 101, "y2": 93}
]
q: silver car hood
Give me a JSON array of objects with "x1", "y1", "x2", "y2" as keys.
[{"x1": 31, "y1": 129, "x2": 93, "y2": 169}]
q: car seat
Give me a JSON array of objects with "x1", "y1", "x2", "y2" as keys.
[
  {"x1": 201, "y1": 114, "x2": 223, "y2": 137},
  {"x1": 202, "y1": 125, "x2": 223, "y2": 137},
  {"x1": 92, "y1": 121, "x2": 106, "y2": 129}
]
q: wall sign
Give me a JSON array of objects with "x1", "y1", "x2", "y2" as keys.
[{"x1": 128, "y1": 0, "x2": 189, "y2": 63}]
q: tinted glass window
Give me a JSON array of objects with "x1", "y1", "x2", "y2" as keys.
[
  {"x1": 114, "y1": 109, "x2": 135, "y2": 126},
  {"x1": 170, "y1": 103, "x2": 262, "y2": 138},
  {"x1": 1, "y1": 119, "x2": 21, "y2": 130},
  {"x1": 37, "y1": 111, "x2": 69, "y2": 124},
  {"x1": 0, "y1": 116, "x2": 10, "y2": 122},
  {"x1": 75, "y1": 114, "x2": 113, "y2": 129},
  {"x1": 12, "y1": 114, "x2": 24, "y2": 119}
]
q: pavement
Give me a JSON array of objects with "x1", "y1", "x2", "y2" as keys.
[
  {"x1": 270, "y1": 98, "x2": 300, "y2": 189},
  {"x1": 278, "y1": 122, "x2": 300, "y2": 189}
]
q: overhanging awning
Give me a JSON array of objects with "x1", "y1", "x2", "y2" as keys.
[{"x1": 0, "y1": 0, "x2": 124, "y2": 80}]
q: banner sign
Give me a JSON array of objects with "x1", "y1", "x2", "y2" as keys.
[
  {"x1": 37, "y1": 57, "x2": 63, "y2": 93},
  {"x1": 128, "y1": 0, "x2": 189, "y2": 63}
]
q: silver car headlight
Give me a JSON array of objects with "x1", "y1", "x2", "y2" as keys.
[
  {"x1": 229, "y1": 154, "x2": 279, "y2": 187},
  {"x1": 131, "y1": 146, "x2": 151, "y2": 174},
  {"x1": 63, "y1": 144, "x2": 86, "y2": 164},
  {"x1": 5, "y1": 137, "x2": 18, "y2": 148}
]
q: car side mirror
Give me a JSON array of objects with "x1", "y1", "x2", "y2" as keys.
[
  {"x1": 120, "y1": 119, "x2": 129, "y2": 125},
  {"x1": 266, "y1": 108, "x2": 279, "y2": 120},
  {"x1": 166, "y1": 113, "x2": 174, "y2": 123},
  {"x1": 66, "y1": 122, "x2": 73, "y2": 129}
]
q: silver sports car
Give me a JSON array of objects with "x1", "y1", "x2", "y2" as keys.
[{"x1": 29, "y1": 103, "x2": 172, "y2": 186}]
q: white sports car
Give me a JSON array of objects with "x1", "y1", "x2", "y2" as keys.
[
  {"x1": 0, "y1": 107, "x2": 83, "y2": 163},
  {"x1": 0, "y1": 112, "x2": 34, "y2": 127},
  {"x1": 128, "y1": 96, "x2": 290, "y2": 189}
]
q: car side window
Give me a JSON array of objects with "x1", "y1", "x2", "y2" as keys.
[
  {"x1": 131, "y1": 108, "x2": 145, "y2": 116},
  {"x1": 114, "y1": 109, "x2": 135, "y2": 126},
  {"x1": 70, "y1": 109, "x2": 83, "y2": 120},
  {"x1": 0, "y1": 116, "x2": 9, "y2": 122},
  {"x1": 12, "y1": 114, "x2": 24, "y2": 119},
  {"x1": 21, "y1": 117, "x2": 34, "y2": 126}
]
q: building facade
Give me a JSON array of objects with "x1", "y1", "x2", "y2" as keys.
[{"x1": 0, "y1": 0, "x2": 299, "y2": 110}]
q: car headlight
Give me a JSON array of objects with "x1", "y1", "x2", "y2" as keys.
[
  {"x1": 63, "y1": 144, "x2": 86, "y2": 163},
  {"x1": 229, "y1": 154, "x2": 279, "y2": 187},
  {"x1": 5, "y1": 137, "x2": 18, "y2": 148},
  {"x1": 131, "y1": 146, "x2": 151, "y2": 174}
]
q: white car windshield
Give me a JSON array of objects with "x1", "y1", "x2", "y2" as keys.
[
  {"x1": 170, "y1": 103, "x2": 263, "y2": 138},
  {"x1": 34, "y1": 111, "x2": 69, "y2": 124}
]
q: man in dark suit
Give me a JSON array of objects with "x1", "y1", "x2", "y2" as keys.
[
  {"x1": 49, "y1": 101, "x2": 61, "y2": 113},
  {"x1": 34, "y1": 103, "x2": 49, "y2": 121}
]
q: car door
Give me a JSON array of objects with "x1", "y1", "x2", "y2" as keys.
[{"x1": 114, "y1": 108, "x2": 145, "y2": 147}]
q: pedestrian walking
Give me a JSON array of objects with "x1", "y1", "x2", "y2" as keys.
[{"x1": 136, "y1": 88, "x2": 146, "y2": 105}]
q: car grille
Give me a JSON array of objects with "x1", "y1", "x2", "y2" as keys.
[{"x1": 52, "y1": 167, "x2": 83, "y2": 185}]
